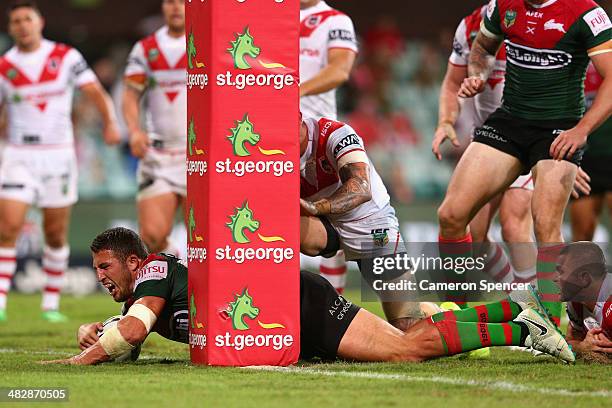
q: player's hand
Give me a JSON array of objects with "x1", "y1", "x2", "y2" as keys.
[
  {"x1": 550, "y1": 126, "x2": 588, "y2": 161},
  {"x1": 129, "y1": 129, "x2": 150, "y2": 159},
  {"x1": 103, "y1": 122, "x2": 121, "y2": 146},
  {"x1": 300, "y1": 198, "x2": 318, "y2": 217},
  {"x1": 579, "y1": 328, "x2": 612, "y2": 353},
  {"x1": 571, "y1": 167, "x2": 591, "y2": 199},
  {"x1": 432, "y1": 122, "x2": 460, "y2": 160},
  {"x1": 458, "y1": 76, "x2": 485, "y2": 98},
  {"x1": 77, "y1": 322, "x2": 103, "y2": 350}
]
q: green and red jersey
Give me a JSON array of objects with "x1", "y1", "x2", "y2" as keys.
[{"x1": 483, "y1": 0, "x2": 611, "y2": 120}]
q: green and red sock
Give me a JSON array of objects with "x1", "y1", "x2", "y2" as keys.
[
  {"x1": 536, "y1": 244, "x2": 563, "y2": 327},
  {"x1": 438, "y1": 233, "x2": 473, "y2": 309},
  {"x1": 432, "y1": 299, "x2": 522, "y2": 323}
]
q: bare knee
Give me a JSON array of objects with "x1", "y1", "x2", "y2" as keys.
[
  {"x1": 437, "y1": 202, "x2": 469, "y2": 234},
  {"x1": 140, "y1": 225, "x2": 167, "y2": 253},
  {"x1": 533, "y1": 212, "x2": 563, "y2": 242}
]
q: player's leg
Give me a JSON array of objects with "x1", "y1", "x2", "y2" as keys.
[
  {"x1": 569, "y1": 194, "x2": 602, "y2": 241},
  {"x1": 0, "y1": 199, "x2": 29, "y2": 320},
  {"x1": 531, "y1": 159, "x2": 577, "y2": 326},
  {"x1": 300, "y1": 215, "x2": 339, "y2": 257},
  {"x1": 499, "y1": 185, "x2": 536, "y2": 283},
  {"x1": 137, "y1": 193, "x2": 181, "y2": 254},
  {"x1": 40, "y1": 206, "x2": 72, "y2": 321}
]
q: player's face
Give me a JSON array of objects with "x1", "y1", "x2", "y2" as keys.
[
  {"x1": 8, "y1": 7, "x2": 44, "y2": 49},
  {"x1": 555, "y1": 254, "x2": 588, "y2": 302},
  {"x1": 92, "y1": 250, "x2": 137, "y2": 303},
  {"x1": 162, "y1": 0, "x2": 185, "y2": 32}
]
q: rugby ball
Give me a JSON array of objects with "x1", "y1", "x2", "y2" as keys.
[{"x1": 97, "y1": 315, "x2": 142, "y2": 362}]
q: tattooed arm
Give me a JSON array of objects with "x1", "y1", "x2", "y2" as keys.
[
  {"x1": 300, "y1": 162, "x2": 372, "y2": 216},
  {"x1": 458, "y1": 31, "x2": 503, "y2": 98}
]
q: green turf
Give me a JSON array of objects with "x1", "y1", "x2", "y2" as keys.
[{"x1": 0, "y1": 292, "x2": 610, "y2": 408}]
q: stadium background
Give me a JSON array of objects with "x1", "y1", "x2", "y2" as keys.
[{"x1": 0, "y1": 0, "x2": 610, "y2": 294}]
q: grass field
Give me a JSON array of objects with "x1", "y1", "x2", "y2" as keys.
[{"x1": 1, "y1": 292, "x2": 610, "y2": 408}]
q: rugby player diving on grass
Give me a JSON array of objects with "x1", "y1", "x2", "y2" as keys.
[{"x1": 43, "y1": 227, "x2": 574, "y2": 365}]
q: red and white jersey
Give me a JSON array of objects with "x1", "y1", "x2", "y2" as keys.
[
  {"x1": 0, "y1": 39, "x2": 97, "y2": 146},
  {"x1": 567, "y1": 273, "x2": 612, "y2": 339},
  {"x1": 449, "y1": 5, "x2": 507, "y2": 127},
  {"x1": 300, "y1": 117, "x2": 390, "y2": 223},
  {"x1": 125, "y1": 26, "x2": 187, "y2": 149},
  {"x1": 300, "y1": 1, "x2": 358, "y2": 120}
]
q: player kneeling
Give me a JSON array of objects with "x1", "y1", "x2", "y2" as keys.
[{"x1": 43, "y1": 228, "x2": 574, "y2": 365}]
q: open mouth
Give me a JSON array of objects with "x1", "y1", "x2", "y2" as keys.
[{"x1": 103, "y1": 282, "x2": 116, "y2": 296}]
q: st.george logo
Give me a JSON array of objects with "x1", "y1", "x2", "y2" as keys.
[
  {"x1": 224, "y1": 288, "x2": 285, "y2": 331},
  {"x1": 187, "y1": 28, "x2": 206, "y2": 69},
  {"x1": 227, "y1": 26, "x2": 286, "y2": 70},
  {"x1": 228, "y1": 114, "x2": 285, "y2": 157},
  {"x1": 226, "y1": 201, "x2": 285, "y2": 244}
]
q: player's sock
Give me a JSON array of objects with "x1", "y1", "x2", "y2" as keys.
[
  {"x1": 513, "y1": 266, "x2": 536, "y2": 284},
  {"x1": 41, "y1": 245, "x2": 69, "y2": 312},
  {"x1": 536, "y1": 244, "x2": 563, "y2": 327},
  {"x1": 438, "y1": 233, "x2": 472, "y2": 308},
  {"x1": 319, "y1": 250, "x2": 348, "y2": 294},
  {"x1": 430, "y1": 318, "x2": 529, "y2": 355},
  {"x1": 483, "y1": 242, "x2": 513, "y2": 285},
  {"x1": 432, "y1": 299, "x2": 522, "y2": 323},
  {"x1": 0, "y1": 247, "x2": 17, "y2": 311}
]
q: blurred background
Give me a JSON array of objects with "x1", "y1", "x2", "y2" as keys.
[{"x1": 0, "y1": 0, "x2": 610, "y2": 293}]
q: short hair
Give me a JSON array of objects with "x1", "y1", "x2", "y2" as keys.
[
  {"x1": 7, "y1": 0, "x2": 42, "y2": 17},
  {"x1": 560, "y1": 241, "x2": 607, "y2": 278},
  {"x1": 90, "y1": 227, "x2": 149, "y2": 263}
]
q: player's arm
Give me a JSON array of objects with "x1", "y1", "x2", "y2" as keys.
[
  {"x1": 299, "y1": 48, "x2": 356, "y2": 97},
  {"x1": 79, "y1": 82, "x2": 121, "y2": 145},
  {"x1": 432, "y1": 63, "x2": 466, "y2": 160},
  {"x1": 301, "y1": 160, "x2": 371, "y2": 216},
  {"x1": 122, "y1": 76, "x2": 149, "y2": 159},
  {"x1": 566, "y1": 323, "x2": 612, "y2": 355},
  {"x1": 44, "y1": 296, "x2": 164, "y2": 365},
  {"x1": 551, "y1": 42, "x2": 612, "y2": 160},
  {"x1": 459, "y1": 32, "x2": 502, "y2": 98}
]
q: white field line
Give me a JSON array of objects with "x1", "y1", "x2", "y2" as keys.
[
  {"x1": 0, "y1": 348, "x2": 159, "y2": 360},
  {"x1": 245, "y1": 366, "x2": 612, "y2": 398}
]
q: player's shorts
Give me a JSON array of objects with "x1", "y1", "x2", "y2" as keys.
[
  {"x1": 473, "y1": 109, "x2": 583, "y2": 174},
  {"x1": 299, "y1": 270, "x2": 361, "y2": 360},
  {"x1": 326, "y1": 204, "x2": 405, "y2": 262},
  {"x1": 137, "y1": 141, "x2": 186, "y2": 201},
  {"x1": 576, "y1": 153, "x2": 612, "y2": 196},
  {"x1": 0, "y1": 144, "x2": 77, "y2": 208},
  {"x1": 509, "y1": 173, "x2": 534, "y2": 191}
]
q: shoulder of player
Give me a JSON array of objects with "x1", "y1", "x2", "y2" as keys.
[
  {"x1": 134, "y1": 254, "x2": 172, "y2": 287},
  {"x1": 317, "y1": 117, "x2": 350, "y2": 141},
  {"x1": 464, "y1": 6, "x2": 485, "y2": 31}
]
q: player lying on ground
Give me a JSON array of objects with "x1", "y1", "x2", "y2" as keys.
[
  {"x1": 42, "y1": 228, "x2": 574, "y2": 365},
  {"x1": 299, "y1": 113, "x2": 425, "y2": 331},
  {"x1": 555, "y1": 242, "x2": 612, "y2": 362}
]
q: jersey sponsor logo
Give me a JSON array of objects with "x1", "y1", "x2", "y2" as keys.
[
  {"x1": 135, "y1": 260, "x2": 168, "y2": 286},
  {"x1": 526, "y1": 11, "x2": 543, "y2": 19},
  {"x1": 452, "y1": 37, "x2": 465, "y2": 57},
  {"x1": 332, "y1": 133, "x2": 362, "y2": 159},
  {"x1": 329, "y1": 296, "x2": 354, "y2": 321},
  {"x1": 583, "y1": 7, "x2": 612, "y2": 37},
  {"x1": 215, "y1": 114, "x2": 294, "y2": 177},
  {"x1": 300, "y1": 48, "x2": 321, "y2": 57},
  {"x1": 544, "y1": 19, "x2": 566, "y2": 33},
  {"x1": 503, "y1": 10, "x2": 517, "y2": 28},
  {"x1": 505, "y1": 40, "x2": 572, "y2": 69},
  {"x1": 218, "y1": 26, "x2": 295, "y2": 90},
  {"x1": 215, "y1": 288, "x2": 293, "y2": 351},
  {"x1": 475, "y1": 124, "x2": 508, "y2": 143},
  {"x1": 187, "y1": 117, "x2": 208, "y2": 177},
  {"x1": 187, "y1": 205, "x2": 207, "y2": 263},
  {"x1": 216, "y1": 200, "x2": 294, "y2": 264},
  {"x1": 328, "y1": 29, "x2": 355, "y2": 42}
]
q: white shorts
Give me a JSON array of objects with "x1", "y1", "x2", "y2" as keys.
[
  {"x1": 137, "y1": 147, "x2": 186, "y2": 201},
  {"x1": 0, "y1": 145, "x2": 77, "y2": 208},
  {"x1": 329, "y1": 204, "x2": 406, "y2": 262},
  {"x1": 509, "y1": 172, "x2": 534, "y2": 191}
]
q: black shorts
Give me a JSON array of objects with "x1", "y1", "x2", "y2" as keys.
[
  {"x1": 576, "y1": 153, "x2": 612, "y2": 196},
  {"x1": 473, "y1": 109, "x2": 583, "y2": 175},
  {"x1": 299, "y1": 270, "x2": 360, "y2": 360}
]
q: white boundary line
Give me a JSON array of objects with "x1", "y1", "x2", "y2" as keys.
[{"x1": 245, "y1": 366, "x2": 612, "y2": 398}]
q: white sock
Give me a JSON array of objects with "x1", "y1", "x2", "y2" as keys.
[
  {"x1": 0, "y1": 247, "x2": 17, "y2": 310},
  {"x1": 41, "y1": 245, "x2": 69, "y2": 311},
  {"x1": 319, "y1": 250, "x2": 348, "y2": 294},
  {"x1": 483, "y1": 243, "x2": 513, "y2": 284}
]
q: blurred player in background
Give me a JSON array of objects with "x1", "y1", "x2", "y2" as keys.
[
  {"x1": 438, "y1": 0, "x2": 611, "y2": 327},
  {"x1": 0, "y1": 0, "x2": 120, "y2": 322},
  {"x1": 122, "y1": 0, "x2": 186, "y2": 255},
  {"x1": 300, "y1": 0, "x2": 357, "y2": 293},
  {"x1": 570, "y1": 62, "x2": 612, "y2": 242},
  {"x1": 432, "y1": 4, "x2": 537, "y2": 293}
]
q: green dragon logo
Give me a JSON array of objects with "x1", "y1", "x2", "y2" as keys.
[
  {"x1": 188, "y1": 116, "x2": 205, "y2": 156},
  {"x1": 187, "y1": 28, "x2": 205, "y2": 70},
  {"x1": 188, "y1": 206, "x2": 204, "y2": 243},
  {"x1": 190, "y1": 292, "x2": 204, "y2": 329},
  {"x1": 227, "y1": 114, "x2": 284, "y2": 157},
  {"x1": 227, "y1": 26, "x2": 286, "y2": 70},
  {"x1": 226, "y1": 200, "x2": 285, "y2": 244},
  {"x1": 224, "y1": 288, "x2": 285, "y2": 331}
]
